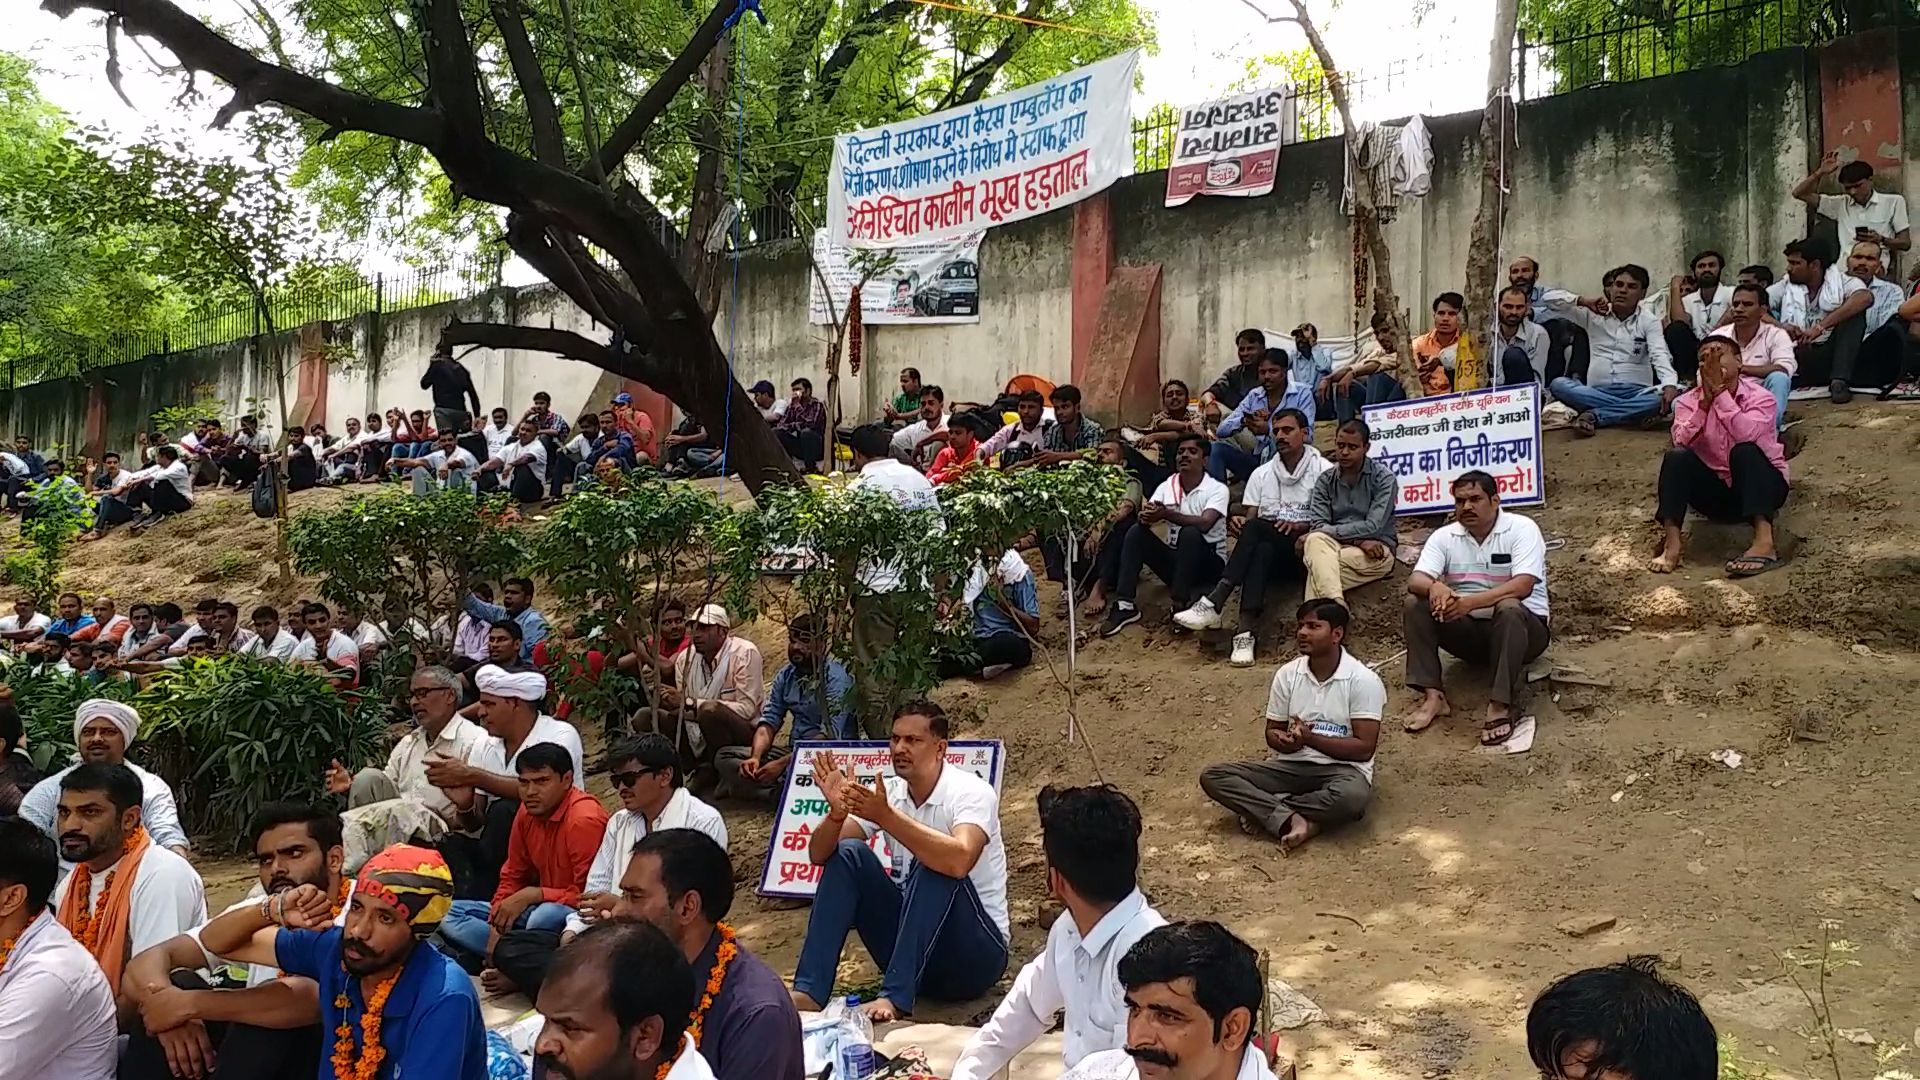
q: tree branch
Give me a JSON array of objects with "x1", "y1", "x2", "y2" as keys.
[
  {"x1": 816, "y1": 0, "x2": 916, "y2": 102},
  {"x1": 44, "y1": 0, "x2": 442, "y2": 144},
  {"x1": 438, "y1": 319, "x2": 617, "y2": 366},
  {"x1": 419, "y1": 0, "x2": 488, "y2": 148},
  {"x1": 943, "y1": 0, "x2": 1049, "y2": 108},
  {"x1": 594, "y1": 0, "x2": 735, "y2": 178},
  {"x1": 489, "y1": 0, "x2": 568, "y2": 165}
]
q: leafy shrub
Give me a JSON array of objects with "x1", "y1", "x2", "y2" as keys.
[
  {"x1": 5, "y1": 667, "x2": 141, "y2": 771},
  {"x1": 4, "y1": 484, "x2": 93, "y2": 608}
]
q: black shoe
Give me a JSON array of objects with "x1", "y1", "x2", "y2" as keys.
[
  {"x1": 1101, "y1": 604, "x2": 1140, "y2": 638},
  {"x1": 1830, "y1": 379, "x2": 1853, "y2": 404}
]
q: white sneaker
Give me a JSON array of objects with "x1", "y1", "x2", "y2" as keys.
[
  {"x1": 1230, "y1": 632, "x2": 1256, "y2": 666},
  {"x1": 980, "y1": 663, "x2": 1012, "y2": 680},
  {"x1": 1174, "y1": 597, "x2": 1221, "y2": 631},
  {"x1": 1120, "y1": 426, "x2": 1145, "y2": 445}
]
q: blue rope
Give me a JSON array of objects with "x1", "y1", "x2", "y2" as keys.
[{"x1": 723, "y1": 0, "x2": 766, "y2": 30}]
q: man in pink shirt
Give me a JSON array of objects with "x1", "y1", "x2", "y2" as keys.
[{"x1": 1651, "y1": 332, "x2": 1789, "y2": 578}]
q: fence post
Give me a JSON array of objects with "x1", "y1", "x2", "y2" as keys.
[{"x1": 1517, "y1": 30, "x2": 1527, "y2": 99}]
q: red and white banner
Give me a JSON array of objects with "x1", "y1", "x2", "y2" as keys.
[
  {"x1": 828, "y1": 49, "x2": 1140, "y2": 248},
  {"x1": 1164, "y1": 88, "x2": 1294, "y2": 207}
]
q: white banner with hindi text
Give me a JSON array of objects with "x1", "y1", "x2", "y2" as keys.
[
  {"x1": 827, "y1": 49, "x2": 1140, "y2": 248},
  {"x1": 807, "y1": 229, "x2": 985, "y2": 325},
  {"x1": 1164, "y1": 87, "x2": 1293, "y2": 206},
  {"x1": 1363, "y1": 384, "x2": 1545, "y2": 516}
]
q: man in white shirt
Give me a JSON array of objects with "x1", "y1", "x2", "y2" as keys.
[
  {"x1": 338, "y1": 609, "x2": 389, "y2": 666},
  {"x1": 1546, "y1": 264, "x2": 1682, "y2": 431},
  {"x1": 392, "y1": 431, "x2": 479, "y2": 495},
  {"x1": 0, "y1": 596, "x2": 51, "y2": 649},
  {"x1": 978, "y1": 389, "x2": 1054, "y2": 468},
  {"x1": 846, "y1": 423, "x2": 944, "y2": 736},
  {"x1": 20, "y1": 699, "x2": 191, "y2": 858},
  {"x1": 1768, "y1": 237, "x2": 1873, "y2": 403},
  {"x1": 480, "y1": 406, "x2": 516, "y2": 457},
  {"x1": 890, "y1": 385, "x2": 950, "y2": 467},
  {"x1": 1494, "y1": 285, "x2": 1552, "y2": 388},
  {"x1": 288, "y1": 601, "x2": 362, "y2": 688},
  {"x1": 249, "y1": 604, "x2": 302, "y2": 662},
  {"x1": 1102, "y1": 432, "x2": 1229, "y2": 638},
  {"x1": 1662, "y1": 249, "x2": 1733, "y2": 382},
  {"x1": 477, "y1": 418, "x2": 549, "y2": 502},
  {"x1": 1402, "y1": 471, "x2": 1552, "y2": 748},
  {"x1": 324, "y1": 667, "x2": 491, "y2": 851},
  {"x1": 119, "y1": 804, "x2": 350, "y2": 1080},
  {"x1": 1057, "y1": 921, "x2": 1280, "y2": 1080},
  {"x1": 84, "y1": 444, "x2": 194, "y2": 538},
  {"x1": 1175, "y1": 411, "x2": 1328, "y2": 665},
  {"x1": 50, "y1": 763, "x2": 208, "y2": 1010},
  {"x1": 1845, "y1": 238, "x2": 1916, "y2": 395},
  {"x1": 750, "y1": 379, "x2": 789, "y2": 423},
  {"x1": 1794, "y1": 151, "x2": 1910, "y2": 273},
  {"x1": 792, "y1": 701, "x2": 1009, "y2": 1023},
  {"x1": 1200, "y1": 600, "x2": 1383, "y2": 851},
  {"x1": 0, "y1": 817, "x2": 119, "y2": 1079},
  {"x1": 954, "y1": 785, "x2": 1166, "y2": 1080},
  {"x1": 317, "y1": 415, "x2": 365, "y2": 482}
]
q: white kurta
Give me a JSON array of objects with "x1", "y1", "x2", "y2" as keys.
[{"x1": 0, "y1": 912, "x2": 118, "y2": 1079}]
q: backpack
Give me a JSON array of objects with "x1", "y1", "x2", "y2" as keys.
[{"x1": 251, "y1": 467, "x2": 279, "y2": 518}]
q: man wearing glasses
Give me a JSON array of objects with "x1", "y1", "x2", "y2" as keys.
[
  {"x1": 490, "y1": 733, "x2": 728, "y2": 994},
  {"x1": 323, "y1": 666, "x2": 492, "y2": 868}
]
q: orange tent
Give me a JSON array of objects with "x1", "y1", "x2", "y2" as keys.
[{"x1": 1003, "y1": 374, "x2": 1056, "y2": 400}]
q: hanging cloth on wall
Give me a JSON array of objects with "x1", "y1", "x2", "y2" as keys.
[
  {"x1": 1392, "y1": 115, "x2": 1432, "y2": 198},
  {"x1": 1341, "y1": 115, "x2": 1435, "y2": 223}
]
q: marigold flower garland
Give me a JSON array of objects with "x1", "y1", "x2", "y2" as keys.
[
  {"x1": 332, "y1": 967, "x2": 400, "y2": 1080},
  {"x1": 0, "y1": 935, "x2": 15, "y2": 976},
  {"x1": 656, "y1": 922, "x2": 738, "y2": 1080},
  {"x1": 70, "y1": 827, "x2": 143, "y2": 951}
]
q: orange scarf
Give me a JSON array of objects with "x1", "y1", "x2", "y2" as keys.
[{"x1": 56, "y1": 825, "x2": 151, "y2": 991}]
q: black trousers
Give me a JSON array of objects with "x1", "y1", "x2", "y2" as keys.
[
  {"x1": 1853, "y1": 321, "x2": 1916, "y2": 389},
  {"x1": 1117, "y1": 519, "x2": 1224, "y2": 608},
  {"x1": 777, "y1": 428, "x2": 826, "y2": 465},
  {"x1": 492, "y1": 928, "x2": 564, "y2": 1000},
  {"x1": 1121, "y1": 447, "x2": 1172, "y2": 498},
  {"x1": 477, "y1": 463, "x2": 545, "y2": 502},
  {"x1": 938, "y1": 631, "x2": 1034, "y2": 677},
  {"x1": 1217, "y1": 519, "x2": 1306, "y2": 626},
  {"x1": 436, "y1": 796, "x2": 520, "y2": 900},
  {"x1": 1543, "y1": 318, "x2": 1588, "y2": 384},
  {"x1": 1656, "y1": 445, "x2": 1788, "y2": 525},
  {"x1": 359, "y1": 442, "x2": 392, "y2": 478},
  {"x1": 131, "y1": 481, "x2": 192, "y2": 517},
  {"x1": 221, "y1": 450, "x2": 262, "y2": 487},
  {"x1": 1664, "y1": 324, "x2": 1703, "y2": 381},
  {"x1": 286, "y1": 453, "x2": 318, "y2": 492},
  {"x1": 1794, "y1": 313, "x2": 1866, "y2": 386},
  {"x1": 119, "y1": 970, "x2": 323, "y2": 1080},
  {"x1": 1499, "y1": 344, "x2": 1538, "y2": 388}
]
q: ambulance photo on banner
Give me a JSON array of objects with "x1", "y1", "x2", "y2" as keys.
[
  {"x1": 1164, "y1": 87, "x2": 1295, "y2": 207},
  {"x1": 808, "y1": 229, "x2": 986, "y2": 325},
  {"x1": 828, "y1": 48, "x2": 1140, "y2": 248}
]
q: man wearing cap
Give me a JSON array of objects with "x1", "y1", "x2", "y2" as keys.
[
  {"x1": 609, "y1": 392, "x2": 658, "y2": 465},
  {"x1": 19, "y1": 699, "x2": 190, "y2": 860},
  {"x1": 750, "y1": 380, "x2": 787, "y2": 424},
  {"x1": 634, "y1": 604, "x2": 765, "y2": 771},
  {"x1": 196, "y1": 843, "x2": 489, "y2": 1080}
]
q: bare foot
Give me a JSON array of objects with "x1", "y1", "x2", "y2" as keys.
[
  {"x1": 1648, "y1": 547, "x2": 1682, "y2": 573},
  {"x1": 1402, "y1": 692, "x2": 1451, "y2": 733},
  {"x1": 1278, "y1": 814, "x2": 1320, "y2": 854},
  {"x1": 1080, "y1": 589, "x2": 1108, "y2": 618},
  {"x1": 862, "y1": 997, "x2": 903, "y2": 1023},
  {"x1": 479, "y1": 967, "x2": 518, "y2": 995},
  {"x1": 789, "y1": 989, "x2": 823, "y2": 1013}
]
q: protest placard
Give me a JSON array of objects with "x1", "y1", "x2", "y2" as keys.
[
  {"x1": 827, "y1": 50, "x2": 1138, "y2": 248},
  {"x1": 1164, "y1": 88, "x2": 1294, "y2": 207},
  {"x1": 1363, "y1": 383, "x2": 1545, "y2": 516},
  {"x1": 758, "y1": 740, "x2": 1004, "y2": 900},
  {"x1": 807, "y1": 229, "x2": 985, "y2": 325}
]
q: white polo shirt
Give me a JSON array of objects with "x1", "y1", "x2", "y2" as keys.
[
  {"x1": 1264, "y1": 649, "x2": 1386, "y2": 781},
  {"x1": 1682, "y1": 286, "x2": 1735, "y2": 336},
  {"x1": 1148, "y1": 473, "x2": 1231, "y2": 558},
  {"x1": 1818, "y1": 190, "x2": 1910, "y2": 247},
  {"x1": 858, "y1": 763, "x2": 1010, "y2": 939},
  {"x1": 1413, "y1": 510, "x2": 1551, "y2": 620}
]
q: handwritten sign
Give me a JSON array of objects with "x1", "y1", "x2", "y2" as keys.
[
  {"x1": 757, "y1": 740, "x2": 1004, "y2": 900},
  {"x1": 1164, "y1": 87, "x2": 1294, "y2": 207},
  {"x1": 807, "y1": 229, "x2": 985, "y2": 325},
  {"x1": 1363, "y1": 384, "x2": 1545, "y2": 516},
  {"x1": 827, "y1": 50, "x2": 1139, "y2": 248}
]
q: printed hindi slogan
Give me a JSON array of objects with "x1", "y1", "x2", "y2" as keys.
[
  {"x1": 807, "y1": 229, "x2": 985, "y2": 325},
  {"x1": 758, "y1": 740, "x2": 1005, "y2": 900},
  {"x1": 827, "y1": 49, "x2": 1139, "y2": 248},
  {"x1": 1163, "y1": 87, "x2": 1295, "y2": 207},
  {"x1": 1362, "y1": 383, "x2": 1545, "y2": 516}
]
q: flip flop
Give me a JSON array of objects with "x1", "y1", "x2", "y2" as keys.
[
  {"x1": 1725, "y1": 554, "x2": 1783, "y2": 578},
  {"x1": 1479, "y1": 718, "x2": 1517, "y2": 746}
]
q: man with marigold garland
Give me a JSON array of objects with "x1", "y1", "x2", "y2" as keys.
[
  {"x1": 119, "y1": 803, "x2": 354, "y2": 1080},
  {"x1": 196, "y1": 843, "x2": 486, "y2": 1080}
]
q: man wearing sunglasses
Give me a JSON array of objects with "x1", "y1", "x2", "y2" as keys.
[{"x1": 491, "y1": 734, "x2": 727, "y2": 995}]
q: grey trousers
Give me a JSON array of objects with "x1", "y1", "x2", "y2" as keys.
[
  {"x1": 1198, "y1": 758, "x2": 1371, "y2": 834},
  {"x1": 1402, "y1": 595, "x2": 1550, "y2": 708},
  {"x1": 349, "y1": 767, "x2": 401, "y2": 807}
]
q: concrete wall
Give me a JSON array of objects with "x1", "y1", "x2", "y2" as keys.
[{"x1": 2, "y1": 38, "x2": 1893, "y2": 450}]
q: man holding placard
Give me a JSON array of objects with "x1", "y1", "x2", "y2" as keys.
[{"x1": 789, "y1": 701, "x2": 1010, "y2": 1023}]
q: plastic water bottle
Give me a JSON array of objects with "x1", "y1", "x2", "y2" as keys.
[{"x1": 837, "y1": 995, "x2": 874, "y2": 1080}]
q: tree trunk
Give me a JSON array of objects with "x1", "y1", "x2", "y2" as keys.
[
  {"x1": 684, "y1": 45, "x2": 730, "y2": 315},
  {"x1": 1284, "y1": 0, "x2": 1419, "y2": 396},
  {"x1": 1463, "y1": 0, "x2": 1522, "y2": 387}
]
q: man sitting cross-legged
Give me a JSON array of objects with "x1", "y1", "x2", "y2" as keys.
[
  {"x1": 83, "y1": 444, "x2": 194, "y2": 539},
  {"x1": 1200, "y1": 600, "x2": 1383, "y2": 853},
  {"x1": 633, "y1": 604, "x2": 765, "y2": 774},
  {"x1": 195, "y1": 843, "x2": 488, "y2": 1080},
  {"x1": 21, "y1": 699, "x2": 190, "y2": 861},
  {"x1": 0, "y1": 817, "x2": 119, "y2": 1077},
  {"x1": 390, "y1": 431, "x2": 478, "y2": 496},
  {"x1": 287, "y1": 602, "x2": 360, "y2": 689},
  {"x1": 941, "y1": 549, "x2": 1040, "y2": 680},
  {"x1": 718, "y1": 616, "x2": 855, "y2": 799},
  {"x1": 119, "y1": 803, "x2": 352, "y2": 1080},
  {"x1": 476, "y1": 418, "x2": 550, "y2": 502},
  {"x1": 1100, "y1": 433, "x2": 1229, "y2": 638},
  {"x1": 1546, "y1": 264, "x2": 1682, "y2": 433},
  {"x1": 953, "y1": 785, "x2": 1167, "y2": 1080},
  {"x1": 791, "y1": 700, "x2": 1010, "y2": 1023},
  {"x1": 51, "y1": 763, "x2": 208, "y2": 1002},
  {"x1": 1301, "y1": 419, "x2": 1398, "y2": 608},
  {"x1": 1649, "y1": 333, "x2": 1791, "y2": 579},
  {"x1": 1176, "y1": 407, "x2": 1328, "y2": 665},
  {"x1": 1402, "y1": 470, "x2": 1552, "y2": 747},
  {"x1": 1057, "y1": 921, "x2": 1281, "y2": 1080},
  {"x1": 436, "y1": 742, "x2": 608, "y2": 988},
  {"x1": 490, "y1": 736, "x2": 727, "y2": 998},
  {"x1": 1208, "y1": 349, "x2": 1295, "y2": 485}
]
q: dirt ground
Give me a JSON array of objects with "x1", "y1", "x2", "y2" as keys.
[{"x1": 49, "y1": 405, "x2": 1920, "y2": 1079}]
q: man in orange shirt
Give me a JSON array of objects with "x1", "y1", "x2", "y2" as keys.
[
  {"x1": 436, "y1": 742, "x2": 608, "y2": 988},
  {"x1": 1411, "y1": 291, "x2": 1477, "y2": 394},
  {"x1": 611, "y1": 392, "x2": 657, "y2": 464},
  {"x1": 928, "y1": 412, "x2": 990, "y2": 485}
]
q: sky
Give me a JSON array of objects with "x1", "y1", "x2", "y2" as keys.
[{"x1": 16, "y1": 0, "x2": 1498, "y2": 274}]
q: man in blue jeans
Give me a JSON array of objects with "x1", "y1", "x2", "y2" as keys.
[
  {"x1": 1545, "y1": 264, "x2": 1682, "y2": 433},
  {"x1": 791, "y1": 701, "x2": 1009, "y2": 1023}
]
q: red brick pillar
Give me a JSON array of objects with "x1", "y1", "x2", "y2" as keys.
[{"x1": 1071, "y1": 193, "x2": 1116, "y2": 384}]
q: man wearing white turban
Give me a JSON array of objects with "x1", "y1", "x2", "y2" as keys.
[{"x1": 18, "y1": 699, "x2": 191, "y2": 861}]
